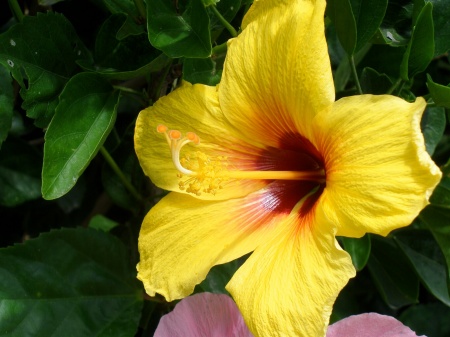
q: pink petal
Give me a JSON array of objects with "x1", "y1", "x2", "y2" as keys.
[
  {"x1": 154, "y1": 293, "x2": 253, "y2": 337},
  {"x1": 326, "y1": 313, "x2": 426, "y2": 337}
]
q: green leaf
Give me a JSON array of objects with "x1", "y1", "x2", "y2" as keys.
[
  {"x1": 0, "y1": 138, "x2": 42, "y2": 207},
  {"x1": 400, "y1": 2, "x2": 434, "y2": 80},
  {"x1": 42, "y1": 73, "x2": 119, "y2": 200},
  {"x1": 367, "y1": 236, "x2": 419, "y2": 309},
  {"x1": 183, "y1": 57, "x2": 222, "y2": 85},
  {"x1": 359, "y1": 44, "x2": 406, "y2": 78},
  {"x1": 0, "y1": 227, "x2": 142, "y2": 337},
  {"x1": 420, "y1": 106, "x2": 446, "y2": 155},
  {"x1": 350, "y1": 0, "x2": 388, "y2": 52},
  {"x1": 147, "y1": 0, "x2": 212, "y2": 58},
  {"x1": 102, "y1": 137, "x2": 144, "y2": 211},
  {"x1": 394, "y1": 229, "x2": 450, "y2": 306},
  {"x1": 429, "y1": 0, "x2": 450, "y2": 55},
  {"x1": 196, "y1": 258, "x2": 245, "y2": 294},
  {"x1": 0, "y1": 12, "x2": 91, "y2": 127},
  {"x1": 208, "y1": 0, "x2": 241, "y2": 35},
  {"x1": 360, "y1": 67, "x2": 393, "y2": 94},
  {"x1": 372, "y1": 27, "x2": 409, "y2": 46},
  {"x1": 400, "y1": 303, "x2": 450, "y2": 337},
  {"x1": 101, "y1": 0, "x2": 145, "y2": 40},
  {"x1": 89, "y1": 214, "x2": 120, "y2": 232},
  {"x1": 0, "y1": 64, "x2": 13, "y2": 147},
  {"x1": 373, "y1": 0, "x2": 414, "y2": 47},
  {"x1": 341, "y1": 234, "x2": 371, "y2": 271},
  {"x1": 427, "y1": 74, "x2": 450, "y2": 108},
  {"x1": 77, "y1": 13, "x2": 171, "y2": 80},
  {"x1": 334, "y1": 43, "x2": 371, "y2": 92},
  {"x1": 429, "y1": 176, "x2": 450, "y2": 209},
  {"x1": 38, "y1": 0, "x2": 65, "y2": 5},
  {"x1": 420, "y1": 205, "x2": 450, "y2": 293},
  {"x1": 327, "y1": 0, "x2": 357, "y2": 55}
]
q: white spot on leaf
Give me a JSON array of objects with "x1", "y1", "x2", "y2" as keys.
[
  {"x1": 10, "y1": 39, "x2": 16, "y2": 46},
  {"x1": 7, "y1": 60, "x2": 14, "y2": 67}
]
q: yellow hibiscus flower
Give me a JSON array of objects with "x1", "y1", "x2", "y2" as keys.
[{"x1": 134, "y1": 0, "x2": 441, "y2": 336}]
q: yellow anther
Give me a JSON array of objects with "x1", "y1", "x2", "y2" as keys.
[
  {"x1": 169, "y1": 130, "x2": 182, "y2": 140},
  {"x1": 186, "y1": 132, "x2": 200, "y2": 144},
  {"x1": 157, "y1": 124, "x2": 168, "y2": 133}
]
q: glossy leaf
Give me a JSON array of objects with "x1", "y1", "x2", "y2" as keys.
[
  {"x1": 394, "y1": 229, "x2": 450, "y2": 306},
  {"x1": 420, "y1": 205, "x2": 450, "y2": 294},
  {"x1": 341, "y1": 235, "x2": 371, "y2": 271},
  {"x1": 0, "y1": 12, "x2": 91, "y2": 127},
  {"x1": 0, "y1": 227, "x2": 143, "y2": 336},
  {"x1": 42, "y1": 73, "x2": 119, "y2": 200},
  {"x1": 147, "y1": 0, "x2": 211, "y2": 58},
  {"x1": 429, "y1": 0, "x2": 450, "y2": 55},
  {"x1": 400, "y1": 2, "x2": 434, "y2": 80},
  {"x1": 0, "y1": 138, "x2": 42, "y2": 207},
  {"x1": 101, "y1": 138, "x2": 144, "y2": 211},
  {"x1": 196, "y1": 258, "x2": 244, "y2": 294},
  {"x1": 89, "y1": 214, "x2": 120, "y2": 232},
  {"x1": 328, "y1": 0, "x2": 387, "y2": 55},
  {"x1": 183, "y1": 57, "x2": 222, "y2": 85},
  {"x1": 400, "y1": 303, "x2": 450, "y2": 337},
  {"x1": 360, "y1": 67, "x2": 393, "y2": 94},
  {"x1": 78, "y1": 14, "x2": 171, "y2": 81},
  {"x1": 208, "y1": 0, "x2": 241, "y2": 37},
  {"x1": 334, "y1": 43, "x2": 371, "y2": 92},
  {"x1": 368, "y1": 236, "x2": 419, "y2": 309},
  {"x1": 420, "y1": 106, "x2": 446, "y2": 155},
  {"x1": 327, "y1": 0, "x2": 357, "y2": 55},
  {"x1": 350, "y1": 0, "x2": 388, "y2": 52},
  {"x1": 0, "y1": 64, "x2": 13, "y2": 147},
  {"x1": 373, "y1": 27, "x2": 409, "y2": 46},
  {"x1": 101, "y1": 0, "x2": 144, "y2": 40},
  {"x1": 427, "y1": 74, "x2": 450, "y2": 108},
  {"x1": 429, "y1": 176, "x2": 450, "y2": 209}
]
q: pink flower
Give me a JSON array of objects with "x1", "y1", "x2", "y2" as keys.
[
  {"x1": 154, "y1": 293, "x2": 425, "y2": 337},
  {"x1": 154, "y1": 293, "x2": 253, "y2": 337},
  {"x1": 327, "y1": 313, "x2": 426, "y2": 337}
]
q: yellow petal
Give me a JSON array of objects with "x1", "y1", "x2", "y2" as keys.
[
  {"x1": 138, "y1": 190, "x2": 294, "y2": 301},
  {"x1": 219, "y1": 0, "x2": 333, "y2": 147},
  {"x1": 227, "y1": 209, "x2": 355, "y2": 337},
  {"x1": 311, "y1": 95, "x2": 442, "y2": 237},
  {"x1": 134, "y1": 82, "x2": 267, "y2": 200}
]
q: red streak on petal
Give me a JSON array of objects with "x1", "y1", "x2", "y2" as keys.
[{"x1": 257, "y1": 132, "x2": 325, "y2": 227}]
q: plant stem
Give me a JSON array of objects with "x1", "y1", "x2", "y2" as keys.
[
  {"x1": 386, "y1": 77, "x2": 403, "y2": 95},
  {"x1": 154, "y1": 61, "x2": 173, "y2": 99},
  {"x1": 210, "y1": 5, "x2": 238, "y2": 37},
  {"x1": 113, "y1": 85, "x2": 144, "y2": 96},
  {"x1": 349, "y1": 55, "x2": 363, "y2": 95},
  {"x1": 8, "y1": 0, "x2": 24, "y2": 22},
  {"x1": 134, "y1": 0, "x2": 146, "y2": 19},
  {"x1": 100, "y1": 146, "x2": 143, "y2": 202},
  {"x1": 211, "y1": 41, "x2": 228, "y2": 59}
]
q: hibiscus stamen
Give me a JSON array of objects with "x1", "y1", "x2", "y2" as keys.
[{"x1": 157, "y1": 125, "x2": 326, "y2": 196}]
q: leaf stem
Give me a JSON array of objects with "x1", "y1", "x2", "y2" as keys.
[
  {"x1": 211, "y1": 41, "x2": 228, "y2": 59},
  {"x1": 386, "y1": 77, "x2": 403, "y2": 95},
  {"x1": 349, "y1": 55, "x2": 363, "y2": 95},
  {"x1": 99, "y1": 146, "x2": 143, "y2": 202},
  {"x1": 134, "y1": 0, "x2": 146, "y2": 19},
  {"x1": 154, "y1": 61, "x2": 173, "y2": 99},
  {"x1": 113, "y1": 85, "x2": 146, "y2": 98},
  {"x1": 210, "y1": 5, "x2": 238, "y2": 37},
  {"x1": 8, "y1": 0, "x2": 24, "y2": 22}
]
